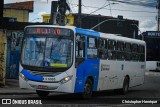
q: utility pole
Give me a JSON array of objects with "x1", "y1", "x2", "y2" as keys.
[
  {"x1": 50, "y1": 1, "x2": 58, "y2": 25},
  {"x1": 157, "y1": 0, "x2": 160, "y2": 31},
  {"x1": 78, "y1": 0, "x2": 82, "y2": 27}
]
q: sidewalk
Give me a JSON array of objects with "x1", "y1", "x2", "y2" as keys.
[{"x1": 0, "y1": 79, "x2": 35, "y2": 95}]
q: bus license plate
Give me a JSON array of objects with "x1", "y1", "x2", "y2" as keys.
[
  {"x1": 43, "y1": 77, "x2": 56, "y2": 82},
  {"x1": 37, "y1": 85, "x2": 48, "y2": 89}
]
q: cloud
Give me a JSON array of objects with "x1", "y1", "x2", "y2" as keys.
[{"x1": 139, "y1": 19, "x2": 157, "y2": 32}]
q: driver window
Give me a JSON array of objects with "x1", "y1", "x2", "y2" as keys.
[{"x1": 76, "y1": 34, "x2": 85, "y2": 58}]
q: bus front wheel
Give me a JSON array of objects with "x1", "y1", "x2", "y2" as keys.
[
  {"x1": 36, "y1": 90, "x2": 50, "y2": 97},
  {"x1": 82, "y1": 79, "x2": 93, "y2": 99}
]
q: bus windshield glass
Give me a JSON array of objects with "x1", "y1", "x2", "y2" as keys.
[
  {"x1": 21, "y1": 27, "x2": 74, "y2": 69},
  {"x1": 22, "y1": 37, "x2": 73, "y2": 68}
]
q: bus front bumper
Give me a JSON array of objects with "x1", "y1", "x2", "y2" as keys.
[{"x1": 19, "y1": 76, "x2": 74, "y2": 93}]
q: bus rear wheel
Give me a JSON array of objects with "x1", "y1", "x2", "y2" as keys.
[
  {"x1": 82, "y1": 79, "x2": 93, "y2": 99},
  {"x1": 36, "y1": 90, "x2": 50, "y2": 97},
  {"x1": 120, "y1": 77, "x2": 129, "y2": 95}
]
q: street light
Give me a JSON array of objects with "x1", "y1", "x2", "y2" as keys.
[
  {"x1": 90, "y1": 15, "x2": 124, "y2": 30},
  {"x1": 30, "y1": 18, "x2": 41, "y2": 22}
]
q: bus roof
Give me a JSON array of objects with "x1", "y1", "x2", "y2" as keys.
[
  {"x1": 100, "y1": 33, "x2": 145, "y2": 45},
  {"x1": 76, "y1": 27, "x2": 145, "y2": 45},
  {"x1": 24, "y1": 25, "x2": 145, "y2": 45}
]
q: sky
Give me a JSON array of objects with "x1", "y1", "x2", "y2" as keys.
[{"x1": 4, "y1": 0, "x2": 157, "y2": 33}]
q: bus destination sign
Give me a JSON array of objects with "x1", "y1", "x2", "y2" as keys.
[{"x1": 25, "y1": 27, "x2": 71, "y2": 36}]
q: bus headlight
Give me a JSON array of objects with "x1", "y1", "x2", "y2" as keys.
[
  {"x1": 60, "y1": 75, "x2": 73, "y2": 84},
  {"x1": 19, "y1": 73, "x2": 26, "y2": 80}
]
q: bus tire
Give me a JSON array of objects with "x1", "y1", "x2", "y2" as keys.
[
  {"x1": 36, "y1": 90, "x2": 49, "y2": 97},
  {"x1": 120, "y1": 76, "x2": 129, "y2": 95},
  {"x1": 82, "y1": 79, "x2": 93, "y2": 99}
]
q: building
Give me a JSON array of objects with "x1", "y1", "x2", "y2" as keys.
[
  {"x1": 0, "y1": 1, "x2": 34, "y2": 82},
  {"x1": 143, "y1": 31, "x2": 160, "y2": 61},
  {"x1": 42, "y1": 13, "x2": 139, "y2": 39},
  {"x1": 3, "y1": 1, "x2": 34, "y2": 22},
  {"x1": 42, "y1": 14, "x2": 74, "y2": 26}
]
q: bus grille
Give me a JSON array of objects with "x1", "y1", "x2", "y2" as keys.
[{"x1": 28, "y1": 71, "x2": 62, "y2": 77}]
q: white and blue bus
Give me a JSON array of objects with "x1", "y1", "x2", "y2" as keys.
[{"x1": 19, "y1": 25, "x2": 146, "y2": 98}]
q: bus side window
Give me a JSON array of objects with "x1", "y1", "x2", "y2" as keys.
[
  {"x1": 98, "y1": 38, "x2": 107, "y2": 59},
  {"x1": 108, "y1": 40, "x2": 117, "y2": 60},
  {"x1": 139, "y1": 45, "x2": 145, "y2": 62},
  {"x1": 87, "y1": 37, "x2": 97, "y2": 58},
  {"x1": 76, "y1": 34, "x2": 85, "y2": 58},
  {"x1": 117, "y1": 41, "x2": 125, "y2": 60},
  {"x1": 125, "y1": 43, "x2": 131, "y2": 61},
  {"x1": 131, "y1": 44, "x2": 138, "y2": 61}
]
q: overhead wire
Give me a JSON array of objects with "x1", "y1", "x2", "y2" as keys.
[
  {"x1": 66, "y1": 0, "x2": 73, "y2": 13},
  {"x1": 107, "y1": 0, "x2": 156, "y2": 8},
  {"x1": 106, "y1": 0, "x2": 113, "y2": 16},
  {"x1": 70, "y1": 3, "x2": 156, "y2": 14}
]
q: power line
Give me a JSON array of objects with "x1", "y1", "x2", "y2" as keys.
[
  {"x1": 70, "y1": 3, "x2": 156, "y2": 14},
  {"x1": 112, "y1": 8, "x2": 156, "y2": 14},
  {"x1": 108, "y1": 0, "x2": 156, "y2": 8},
  {"x1": 81, "y1": 2, "x2": 117, "y2": 19},
  {"x1": 67, "y1": 0, "x2": 73, "y2": 13},
  {"x1": 106, "y1": 0, "x2": 113, "y2": 16}
]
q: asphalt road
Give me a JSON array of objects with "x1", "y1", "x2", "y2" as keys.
[{"x1": 1, "y1": 71, "x2": 160, "y2": 107}]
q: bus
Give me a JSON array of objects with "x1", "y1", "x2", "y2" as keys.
[
  {"x1": 19, "y1": 25, "x2": 146, "y2": 98},
  {"x1": 143, "y1": 31, "x2": 160, "y2": 72},
  {"x1": 146, "y1": 61, "x2": 160, "y2": 71}
]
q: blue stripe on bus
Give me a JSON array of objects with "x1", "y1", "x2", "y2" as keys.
[
  {"x1": 21, "y1": 69, "x2": 43, "y2": 82},
  {"x1": 76, "y1": 28, "x2": 100, "y2": 37},
  {"x1": 74, "y1": 59, "x2": 100, "y2": 93},
  {"x1": 74, "y1": 28, "x2": 100, "y2": 93}
]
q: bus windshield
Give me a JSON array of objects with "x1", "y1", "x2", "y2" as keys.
[{"x1": 22, "y1": 37, "x2": 73, "y2": 68}]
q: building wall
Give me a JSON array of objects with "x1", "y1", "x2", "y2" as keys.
[
  {"x1": 3, "y1": 9, "x2": 29, "y2": 22},
  {"x1": 42, "y1": 14, "x2": 74, "y2": 25},
  {"x1": 42, "y1": 14, "x2": 50, "y2": 23},
  {"x1": 0, "y1": 29, "x2": 7, "y2": 85},
  {"x1": 41, "y1": 14, "x2": 138, "y2": 39}
]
